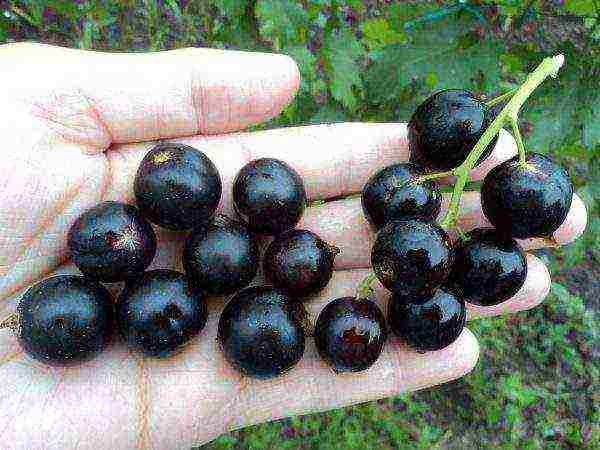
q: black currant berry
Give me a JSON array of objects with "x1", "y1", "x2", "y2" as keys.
[
  {"x1": 67, "y1": 201, "x2": 157, "y2": 283},
  {"x1": 449, "y1": 228, "x2": 527, "y2": 306},
  {"x1": 263, "y1": 229, "x2": 339, "y2": 298},
  {"x1": 217, "y1": 286, "x2": 306, "y2": 379},
  {"x1": 388, "y1": 288, "x2": 466, "y2": 352},
  {"x1": 232, "y1": 158, "x2": 306, "y2": 235},
  {"x1": 371, "y1": 219, "x2": 454, "y2": 297},
  {"x1": 116, "y1": 269, "x2": 208, "y2": 358},
  {"x1": 314, "y1": 297, "x2": 387, "y2": 373},
  {"x1": 481, "y1": 153, "x2": 573, "y2": 239},
  {"x1": 183, "y1": 215, "x2": 259, "y2": 296},
  {"x1": 408, "y1": 89, "x2": 497, "y2": 171},
  {"x1": 361, "y1": 163, "x2": 442, "y2": 230},
  {"x1": 134, "y1": 143, "x2": 222, "y2": 231},
  {"x1": 17, "y1": 275, "x2": 115, "y2": 365}
]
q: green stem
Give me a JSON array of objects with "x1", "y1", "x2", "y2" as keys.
[
  {"x1": 509, "y1": 116, "x2": 527, "y2": 165},
  {"x1": 416, "y1": 170, "x2": 453, "y2": 183},
  {"x1": 440, "y1": 54, "x2": 565, "y2": 230},
  {"x1": 485, "y1": 87, "x2": 518, "y2": 108},
  {"x1": 356, "y1": 273, "x2": 377, "y2": 300}
]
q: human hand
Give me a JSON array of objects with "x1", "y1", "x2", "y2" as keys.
[{"x1": 0, "y1": 43, "x2": 587, "y2": 449}]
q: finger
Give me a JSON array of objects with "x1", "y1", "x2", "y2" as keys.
[
  {"x1": 299, "y1": 192, "x2": 588, "y2": 269},
  {"x1": 223, "y1": 329, "x2": 478, "y2": 439},
  {"x1": 103, "y1": 124, "x2": 516, "y2": 207},
  {"x1": 2, "y1": 43, "x2": 299, "y2": 146}
]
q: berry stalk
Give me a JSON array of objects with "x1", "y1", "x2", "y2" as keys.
[{"x1": 439, "y1": 54, "x2": 565, "y2": 230}]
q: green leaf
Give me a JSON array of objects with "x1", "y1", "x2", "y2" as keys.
[
  {"x1": 256, "y1": 0, "x2": 309, "y2": 50},
  {"x1": 582, "y1": 100, "x2": 600, "y2": 150},
  {"x1": 365, "y1": 23, "x2": 503, "y2": 105},
  {"x1": 564, "y1": 0, "x2": 596, "y2": 15},
  {"x1": 360, "y1": 18, "x2": 405, "y2": 52},
  {"x1": 322, "y1": 29, "x2": 365, "y2": 110},
  {"x1": 523, "y1": 66, "x2": 600, "y2": 152}
]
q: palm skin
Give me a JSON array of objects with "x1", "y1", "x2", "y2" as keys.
[{"x1": 0, "y1": 43, "x2": 587, "y2": 449}]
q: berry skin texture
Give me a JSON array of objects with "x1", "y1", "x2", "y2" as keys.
[
  {"x1": 116, "y1": 269, "x2": 208, "y2": 358},
  {"x1": 481, "y1": 153, "x2": 573, "y2": 239},
  {"x1": 183, "y1": 215, "x2": 259, "y2": 296},
  {"x1": 449, "y1": 228, "x2": 527, "y2": 306},
  {"x1": 371, "y1": 219, "x2": 454, "y2": 297},
  {"x1": 314, "y1": 297, "x2": 387, "y2": 373},
  {"x1": 67, "y1": 201, "x2": 157, "y2": 283},
  {"x1": 217, "y1": 286, "x2": 306, "y2": 379},
  {"x1": 233, "y1": 158, "x2": 307, "y2": 235},
  {"x1": 388, "y1": 288, "x2": 466, "y2": 352},
  {"x1": 134, "y1": 143, "x2": 222, "y2": 231},
  {"x1": 17, "y1": 275, "x2": 115, "y2": 365},
  {"x1": 263, "y1": 229, "x2": 339, "y2": 298},
  {"x1": 361, "y1": 163, "x2": 442, "y2": 230},
  {"x1": 408, "y1": 89, "x2": 497, "y2": 171}
]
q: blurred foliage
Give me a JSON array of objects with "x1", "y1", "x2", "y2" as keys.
[{"x1": 1, "y1": 0, "x2": 598, "y2": 448}]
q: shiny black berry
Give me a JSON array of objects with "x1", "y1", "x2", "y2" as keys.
[
  {"x1": 408, "y1": 89, "x2": 497, "y2": 171},
  {"x1": 116, "y1": 269, "x2": 208, "y2": 358},
  {"x1": 371, "y1": 219, "x2": 454, "y2": 297},
  {"x1": 361, "y1": 163, "x2": 442, "y2": 230},
  {"x1": 481, "y1": 153, "x2": 573, "y2": 239},
  {"x1": 17, "y1": 275, "x2": 115, "y2": 365},
  {"x1": 314, "y1": 297, "x2": 387, "y2": 373},
  {"x1": 388, "y1": 288, "x2": 466, "y2": 352},
  {"x1": 449, "y1": 228, "x2": 527, "y2": 306},
  {"x1": 67, "y1": 201, "x2": 157, "y2": 283},
  {"x1": 134, "y1": 143, "x2": 222, "y2": 231},
  {"x1": 183, "y1": 215, "x2": 259, "y2": 296},
  {"x1": 233, "y1": 158, "x2": 306, "y2": 235},
  {"x1": 263, "y1": 229, "x2": 339, "y2": 298},
  {"x1": 217, "y1": 286, "x2": 306, "y2": 379}
]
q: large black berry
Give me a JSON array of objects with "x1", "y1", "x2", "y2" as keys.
[
  {"x1": 388, "y1": 288, "x2": 466, "y2": 352},
  {"x1": 263, "y1": 229, "x2": 339, "y2": 298},
  {"x1": 17, "y1": 275, "x2": 115, "y2": 365},
  {"x1": 67, "y1": 201, "x2": 157, "y2": 283},
  {"x1": 116, "y1": 269, "x2": 208, "y2": 358},
  {"x1": 361, "y1": 163, "x2": 441, "y2": 230},
  {"x1": 183, "y1": 215, "x2": 259, "y2": 296},
  {"x1": 408, "y1": 89, "x2": 497, "y2": 171},
  {"x1": 134, "y1": 143, "x2": 222, "y2": 231},
  {"x1": 371, "y1": 219, "x2": 454, "y2": 297},
  {"x1": 314, "y1": 297, "x2": 387, "y2": 373},
  {"x1": 233, "y1": 158, "x2": 306, "y2": 235},
  {"x1": 217, "y1": 286, "x2": 306, "y2": 379},
  {"x1": 449, "y1": 228, "x2": 527, "y2": 306},
  {"x1": 481, "y1": 153, "x2": 573, "y2": 239}
]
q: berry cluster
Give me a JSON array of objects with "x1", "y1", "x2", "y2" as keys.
[{"x1": 2, "y1": 56, "x2": 573, "y2": 381}]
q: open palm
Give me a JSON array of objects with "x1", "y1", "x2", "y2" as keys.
[{"x1": 0, "y1": 43, "x2": 587, "y2": 449}]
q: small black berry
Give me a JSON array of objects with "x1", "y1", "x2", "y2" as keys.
[
  {"x1": 233, "y1": 158, "x2": 306, "y2": 235},
  {"x1": 481, "y1": 153, "x2": 573, "y2": 238},
  {"x1": 361, "y1": 163, "x2": 442, "y2": 229},
  {"x1": 449, "y1": 228, "x2": 527, "y2": 306},
  {"x1": 388, "y1": 288, "x2": 466, "y2": 352},
  {"x1": 183, "y1": 215, "x2": 259, "y2": 296},
  {"x1": 217, "y1": 286, "x2": 306, "y2": 379},
  {"x1": 371, "y1": 219, "x2": 454, "y2": 297},
  {"x1": 263, "y1": 229, "x2": 339, "y2": 298},
  {"x1": 408, "y1": 89, "x2": 497, "y2": 171},
  {"x1": 17, "y1": 275, "x2": 115, "y2": 365},
  {"x1": 116, "y1": 269, "x2": 208, "y2": 358},
  {"x1": 314, "y1": 297, "x2": 387, "y2": 373},
  {"x1": 134, "y1": 143, "x2": 222, "y2": 230},
  {"x1": 68, "y1": 201, "x2": 157, "y2": 283}
]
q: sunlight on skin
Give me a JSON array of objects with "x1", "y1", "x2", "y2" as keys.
[{"x1": 0, "y1": 43, "x2": 588, "y2": 449}]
